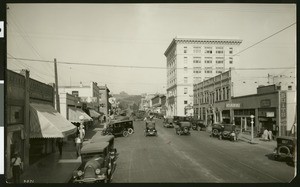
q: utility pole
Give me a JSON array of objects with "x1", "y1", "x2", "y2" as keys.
[{"x1": 54, "y1": 58, "x2": 60, "y2": 113}]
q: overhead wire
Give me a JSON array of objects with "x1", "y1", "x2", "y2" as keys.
[{"x1": 7, "y1": 7, "x2": 54, "y2": 76}]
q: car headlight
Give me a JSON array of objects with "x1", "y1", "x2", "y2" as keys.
[
  {"x1": 148, "y1": 130, "x2": 150, "y2": 132},
  {"x1": 95, "y1": 168, "x2": 101, "y2": 175},
  {"x1": 77, "y1": 170, "x2": 83, "y2": 177}
]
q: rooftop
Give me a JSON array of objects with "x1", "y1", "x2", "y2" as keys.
[{"x1": 164, "y1": 36, "x2": 243, "y2": 56}]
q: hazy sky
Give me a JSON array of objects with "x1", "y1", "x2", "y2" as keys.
[{"x1": 7, "y1": 4, "x2": 296, "y2": 95}]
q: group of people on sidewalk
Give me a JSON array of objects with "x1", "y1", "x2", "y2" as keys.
[{"x1": 261, "y1": 128, "x2": 274, "y2": 141}]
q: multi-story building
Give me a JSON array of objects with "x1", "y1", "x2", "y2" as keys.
[
  {"x1": 6, "y1": 69, "x2": 76, "y2": 180},
  {"x1": 193, "y1": 69, "x2": 296, "y2": 137},
  {"x1": 164, "y1": 37, "x2": 242, "y2": 116},
  {"x1": 99, "y1": 85, "x2": 111, "y2": 117},
  {"x1": 151, "y1": 94, "x2": 166, "y2": 114},
  {"x1": 139, "y1": 93, "x2": 156, "y2": 112}
]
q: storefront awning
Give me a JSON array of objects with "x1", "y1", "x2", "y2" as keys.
[
  {"x1": 30, "y1": 103, "x2": 77, "y2": 138},
  {"x1": 89, "y1": 109, "x2": 101, "y2": 118},
  {"x1": 68, "y1": 107, "x2": 93, "y2": 123}
]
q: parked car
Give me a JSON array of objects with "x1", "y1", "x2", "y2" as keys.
[
  {"x1": 190, "y1": 118, "x2": 206, "y2": 131},
  {"x1": 102, "y1": 120, "x2": 134, "y2": 137},
  {"x1": 145, "y1": 120, "x2": 157, "y2": 136},
  {"x1": 273, "y1": 136, "x2": 296, "y2": 166},
  {"x1": 163, "y1": 117, "x2": 174, "y2": 128},
  {"x1": 210, "y1": 123, "x2": 238, "y2": 141},
  {"x1": 72, "y1": 142, "x2": 116, "y2": 183},
  {"x1": 173, "y1": 116, "x2": 191, "y2": 125},
  {"x1": 175, "y1": 122, "x2": 191, "y2": 135}
]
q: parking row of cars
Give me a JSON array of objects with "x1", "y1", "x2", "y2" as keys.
[
  {"x1": 162, "y1": 115, "x2": 296, "y2": 166},
  {"x1": 72, "y1": 135, "x2": 118, "y2": 183}
]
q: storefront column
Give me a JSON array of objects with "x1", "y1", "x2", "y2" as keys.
[
  {"x1": 219, "y1": 110, "x2": 223, "y2": 123},
  {"x1": 255, "y1": 109, "x2": 259, "y2": 135},
  {"x1": 230, "y1": 109, "x2": 234, "y2": 124},
  {"x1": 205, "y1": 109, "x2": 208, "y2": 126},
  {"x1": 213, "y1": 109, "x2": 216, "y2": 124},
  {"x1": 21, "y1": 70, "x2": 30, "y2": 169}
]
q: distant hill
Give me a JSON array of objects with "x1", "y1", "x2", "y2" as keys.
[{"x1": 114, "y1": 93, "x2": 142, "y2": 111}]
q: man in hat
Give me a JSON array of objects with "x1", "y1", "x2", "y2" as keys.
[{"x1": 11, "y1": 152, "x2": 23, "y2": 183}]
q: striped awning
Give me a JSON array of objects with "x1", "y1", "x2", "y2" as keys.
[
  {"x1": 68, "y1": 107, "x2": 93, "y2": 123},
  {"x1": 30, "y1": 103, "x2": 77, "y2": 138},
  {"x1": 88, "y1": 109, "x2": 101, "y2": 118}
]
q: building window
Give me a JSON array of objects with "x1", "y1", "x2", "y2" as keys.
[
  {"x1": 193, "y1": 46, "x2": 201, "y2": 53},
  {"x1": 216, "y1": 47, "x2": 224, "y2": 54},
  {"x1": 184, "y1": 57, "x2": 188, "y2": 64},
  {"x1": 184, "y1": 87, "x2": 188, "y2": 94},
  {"x1": 288, "y1": 85, "x2": 292, "y2": 90},
  {"x1": 193, "y1": 57, "x2": 201, "y2": 63},
  {"x1": 205, "y1": 57, "x2": 213, "y2": 63},
  {"x1": 184, "y1": 46, "x2": 187, "y2": 53},
  {"x1": 227, "y1": 86, "x2": 230, "y2": 99},
  {"x1": 229, "y1": 47, "x2": 233, "y2": 54},
  {"x1": 184, "y1": 100, "x2": 188, "y2": 104},
  {"x1": 184, "y1": 67, "x2": 188, "y2": 73},
  {"x1": 184, "y1": 77, "x2": 188, "y2": 84},
  {"x1": 205, "y1": 47, "x2": 212, "y2": 54},
  {"x1": 72, "y1": 91, "x2": 79, "y2": 97}
]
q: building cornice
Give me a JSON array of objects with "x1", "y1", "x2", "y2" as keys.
[{"x1": 164, "y1": 37, "x2": 242, "y2": 57}]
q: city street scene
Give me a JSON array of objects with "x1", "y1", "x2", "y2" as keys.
[{"x1": 5, "y1": 3, "x2": 296, "y2": 183}]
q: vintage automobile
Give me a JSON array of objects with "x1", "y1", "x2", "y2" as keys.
[
  {"x1": 210, "y1": 123, "x2": 238, "y2": 141},
  {"x1": 102, "y1": 120, "x2": 134, "y2": 137},
  {"x1": 175, "y1": 121, "x2": 191, "y2": 135},
  {"x1": 273, "y1": 136, "x2": 296, "y2": 165},
  {"x1": 163, "y1": 117, "x2": 174, "y2": 128},
  {"x1": 73, "y1": 142, "x2": 116, "y2": 183},
  {"x1": 190, "y1": 118, "x2": 206, "y2": 131},
  {"x1": 145, "y1": 120, "x2": 157, "y2": 136}
]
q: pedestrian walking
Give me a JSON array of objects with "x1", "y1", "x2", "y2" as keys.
[
  {"x1": 56, "y1": 138, "x2": 63, "y2": 156},
  {"x1": 11, "y1": 152, "x2": 23, "y2": 183},
  {"x1": 78, "y1": 124, "x2": 85, "y2": 141},
  {"x1": 262, "y1": 128, "x2": 269, "y2": 141},
  {"x1": 268, "y1": 130, "x2": 273, "y2": 141},
  {"x1": 75, "y1": 134, "x2": 82, "y2": 157}
]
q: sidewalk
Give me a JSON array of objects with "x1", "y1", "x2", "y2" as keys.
[
  {"x1": 205, "y1": 126, "x2": 276, "y2": 151},
  {"x1": 238, "y1": 133, "x2": 277, "y2": 151},
  {"x1": 20, "y1": 121, "x2": 105, "y2": 183}
]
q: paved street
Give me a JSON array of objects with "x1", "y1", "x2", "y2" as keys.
[{"x1": 112, "y1": 119, "x2": 295, "y2": 183}]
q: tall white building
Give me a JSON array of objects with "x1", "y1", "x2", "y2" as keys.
[{"x1": 164, "y1": 37, "x2": 242, "y2": 116}]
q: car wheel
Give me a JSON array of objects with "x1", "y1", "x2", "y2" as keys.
[
  {"x1": 128, "y1": 128, "x2": 134, "y2": 134},
  {"x1": 122, "y1": 131, "x2": 129, "y2": 137},
  {"x1": 212, "y1": 129, "x2": 219, "y2": 136}
]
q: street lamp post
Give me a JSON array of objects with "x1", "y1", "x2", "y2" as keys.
[{"x1": 250, "y1": 115, "x2": 254, "y2": 143}]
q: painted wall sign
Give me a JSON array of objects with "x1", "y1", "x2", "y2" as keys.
[
  {"x1": 260, "y1": 99, "x2": 271, "y2": 107},
  {"x1": 225, "y1": 103, "x2": 241, "y2": 108}
]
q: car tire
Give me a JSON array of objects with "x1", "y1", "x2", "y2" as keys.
[
  {"x1": 212, "y1": 129, "x2": 219, "y2": 136},
  {"x1": 122, "y1": 131, "x2": 129, "y2": 137},
  {"x1": 128, "y1": 128, "x2": 134, "y2": 135}
]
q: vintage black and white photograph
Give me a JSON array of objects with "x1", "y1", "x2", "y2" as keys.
[{"x1": 5, "y1": 3, "x2": 296, "y2": 183}]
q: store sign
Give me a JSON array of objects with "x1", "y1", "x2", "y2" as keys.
[
  {"x1": 280, "y1": 91, "x2": 287, "y2": 124},
  {"x1": 260, "y1": 99, "x2": 271, "y2": 107},
  {"x1": 266, "y1": 112, "x2": 275, "y2": 117},
  {"x1": 225, "y1": 103, "x2": 241, "y2": 108}
]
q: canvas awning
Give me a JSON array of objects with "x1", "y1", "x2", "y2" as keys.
[
  {"x1": 30, "y1": 103, "x2": 77, "y2": 138},
  {"x1": 68, "y1": 107, "x2": 93, "y2": 123},
  {"x1": 89, "y1": 109, "x2": 101, "y2": 118}
]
